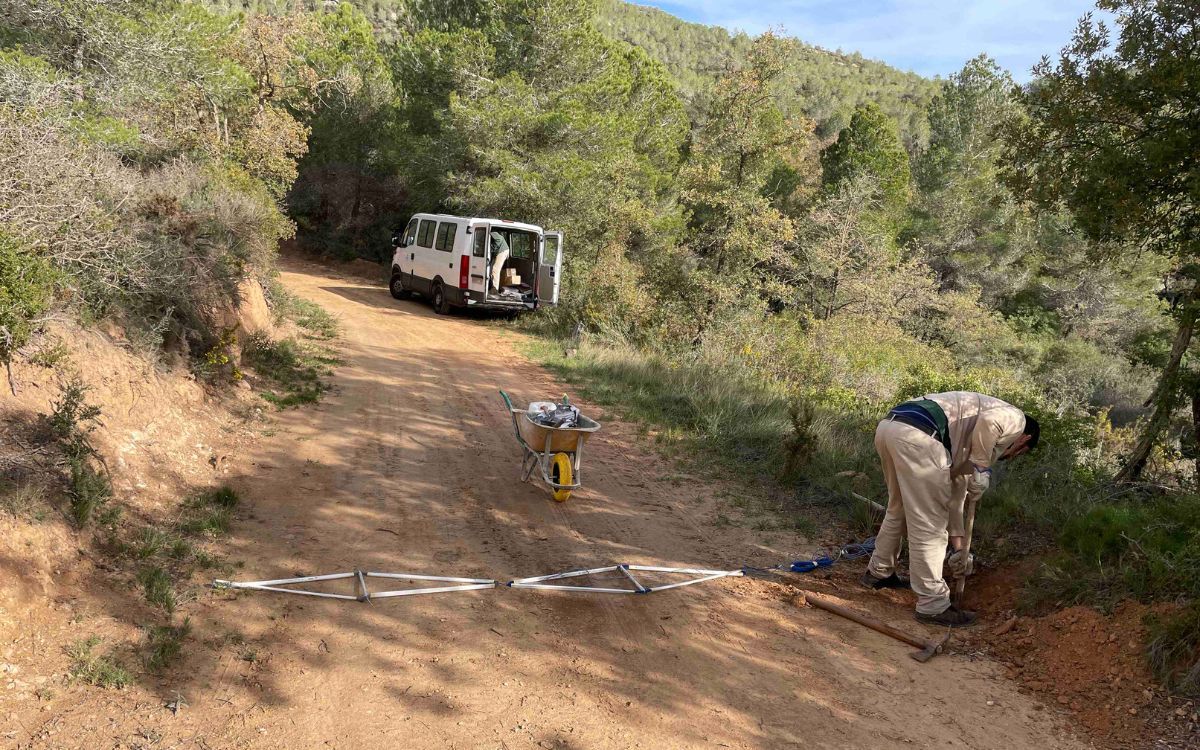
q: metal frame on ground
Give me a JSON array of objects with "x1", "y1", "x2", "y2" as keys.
[
  {"x1": 507, "y1": 564, "x2": 743, "y2": 594},
  {"x1": 213, "y1": 570, "x2": 497, "y2": 602},
  {"x1": 215, "y1": 563, "x2": 745, "y2": 601}
]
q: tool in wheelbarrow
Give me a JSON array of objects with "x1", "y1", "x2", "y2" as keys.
[
  {"x1": 530, "y1": 400, "x2": 580, "y2": 428},
  {"x1": 501, "y1": 390, "x2": 600, "y2": 502}
]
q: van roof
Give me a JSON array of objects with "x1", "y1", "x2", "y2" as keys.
[{"x1": 412, "y1": 213, "x2": 543, "y2": 234}]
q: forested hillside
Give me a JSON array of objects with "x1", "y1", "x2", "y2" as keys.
[
  {"x1": 2, "y1": 0, "x2": 1197, "y2": 712},
  {"x1": 596, "y1": 1, "x2": 939, "y2": 146},
  {"x1": 210, "y1": 0, "x2": 938, "y2": 146}
]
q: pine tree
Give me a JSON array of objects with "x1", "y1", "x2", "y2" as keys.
[
  {"x1": 678, "y1": 31, "x2": 811, "y2": 346},
  {"x1": 820, "y1": 103, "x2": 911, "y2": 239}
]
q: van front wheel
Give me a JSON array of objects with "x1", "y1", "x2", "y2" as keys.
[
  {"x1": 431, "y1": 283, "x2": 451, "y2": 315},
  {"x1": 390, "y1": 273, "x2": 412, "y2": 300}
]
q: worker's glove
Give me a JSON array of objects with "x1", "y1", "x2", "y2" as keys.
[
  {"x1": 947, "y1": 549, "x2": 975, "y2": 577},
  {"x1": 967, "y1": 466, "x2": 991, "y2": 495}
]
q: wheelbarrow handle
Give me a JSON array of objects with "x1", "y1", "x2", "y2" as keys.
[{"x1": 500, "y1": 389, "x2": 529, "y2": 450}]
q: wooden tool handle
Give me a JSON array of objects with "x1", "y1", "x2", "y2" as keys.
[
  {"x1": 954, "y1": 494, "x2": 979, "y2": 601},
  {"x1": 801, "y1": 592, "x2": 929, "y2": 650}
]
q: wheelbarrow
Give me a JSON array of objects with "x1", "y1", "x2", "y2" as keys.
[{"x1": 500, "y1": 390, "x2": 601, "y2": 502}]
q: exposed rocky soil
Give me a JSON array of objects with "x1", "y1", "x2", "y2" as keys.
[{"x1": 957, "y1": 564, "x2": 1197, "y2": 749}]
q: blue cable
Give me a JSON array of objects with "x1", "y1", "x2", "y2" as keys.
[
  {"x1": 839, "y1": 536, "x2": 877, "y2": 560},
  {"x1": 788, "y1": 556, "x2": 834, "y2": 573},
  {"x1": 742, "y1": 536, "x2": 876, "y2": 575}
]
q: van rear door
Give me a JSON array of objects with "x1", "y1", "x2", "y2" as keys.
[
  {"x1": 469, "y1": 225, "x2": 490, "y2": 298},
  {"x1": 538, "y1": 231, "x2": 563, "y2": 305}
]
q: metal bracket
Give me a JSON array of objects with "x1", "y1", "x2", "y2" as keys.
[{"x1": 356, "y1": 569, "x2": 370, "y2": 603}]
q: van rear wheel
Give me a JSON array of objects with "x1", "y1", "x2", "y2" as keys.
[
  {"x1": 390, "y1": 273, "x2": 412, "y2": 300},
  {"x1": 431, "y1": 282, "x2": 451, "y2": 315}
]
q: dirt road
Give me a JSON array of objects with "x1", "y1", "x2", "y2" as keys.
[{"x1": 25, "y1": 262, "x2": 1091, "y2": 749}]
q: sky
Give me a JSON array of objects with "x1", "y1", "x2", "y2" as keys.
[{"x1": 640, "y1": 0, "x2": 1106, "y2": 81}]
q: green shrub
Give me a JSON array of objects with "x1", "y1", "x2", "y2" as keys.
[
  {"x1": 243, "y1": 334, "x2": 338, "y2": 408},
  {"x1": 52, "y1": 379, "x2": 112, "y2": 527},
  {"x1": 0, "y1": 480, "x2": 46, "y2": 519},
  {"x1": 46, "y1": 379, "x2": 101, "y2": 449},
  {"x1": 0, "y1": 89, "x2": 294, "y2": 357},
  {"x1": 176, "y1": 485, "x2": 239, "y2": 538},
  {"x1": 1147, "y1": 602, "x2": 1200, "y2": 698},
  {"x1": 178, "y1": 507, "x2": 232, "y2": 537},
  {"x1": 0, "y1": 229, "x2": 56, "y2": 364},
  {"x1": 267, "y1": 282, "x2": 339, "y2": 340},
  {"x1": 197, "y1": 328, "x2": 243, "y2": 384},
  {"x1": 1059, "y1": 505, "x2": 1144, "y2": 563},
  {"x1": 144, "y1": 619, "x2": 191, "y2": 673},
  {"x1": 28, "y1": 338, "x2": 69, "y2": 368},
  {"x1": 204, "y1": 486, "x2": 240, "y2": 509},
  {"x1": 192, "y1": 549, "x2": 222, "y2": 570},
  {"x1": 133, "y1": 527, "x2": 172, "y2": 559},
  {"x1": 66, "y1": 637, "x2": 131, "y2": 689},
  {"x1": 68, "y1": 457, "x2": 112, "y2": 527},
  {"x1": 138, "y1": 566, "x2": 176, "y2": 614},
  {"x1": 167, "y1": 538, "x2": 195, "y2": 560},
  {"x1": 1019, "y1": 493, "x2": 1200, "y2": 618},
  {"x1": 70, "y1": 111, "x2": 140, "y2": 153},
  {"x1": 894, "y1": 364, "x2": 988, "y2": 402}
]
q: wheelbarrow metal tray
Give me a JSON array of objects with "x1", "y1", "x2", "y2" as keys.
[{"x1": 513, "y1": 411, "x2": 601, "y2": 453}]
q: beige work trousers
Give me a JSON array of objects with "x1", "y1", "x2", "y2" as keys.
[
  {"x1": 490, "y1": 248, "x2": 511, "y2": 290},
  {"x1": 867, "y1": 418, "x2": 956, "y2": 615}
]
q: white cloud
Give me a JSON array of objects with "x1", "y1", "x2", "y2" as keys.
[{"x1": 642, "y1": 0, "x2": 1106, "y2": 80}]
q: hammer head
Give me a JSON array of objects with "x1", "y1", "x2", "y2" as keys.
[{"x1": 909, "y1": 629, "x2": 952, "y2": 663}]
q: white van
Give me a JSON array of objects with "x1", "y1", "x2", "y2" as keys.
[{"x1": 388, "y1": 213, "x2": 563, "y2": 314}]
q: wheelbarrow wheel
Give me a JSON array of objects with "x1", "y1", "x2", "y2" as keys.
[{"x1": 550, "y1": 452, "x2": 573, "y2": 502}]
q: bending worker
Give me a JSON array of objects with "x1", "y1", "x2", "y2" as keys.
[
  {"x1": 861, "y1": 391, "x2": 1039, "y2": 627},
  {"x1": 490, "y1": 231, "x2": 511, "y2": 291}
]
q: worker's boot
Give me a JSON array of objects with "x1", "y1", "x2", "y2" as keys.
[
  {"x1": 861, "y1": 571, "x2": 910, "y2": 590},
  {"x1": 916, "y1": 604, "x2": 977, "y2": 628}
]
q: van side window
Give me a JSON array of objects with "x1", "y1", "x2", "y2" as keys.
[
  {"x1": 402, "y1": 218, "x2": 418, "y2": 247},
  {"x1": 435, "y1": 222, "x2": 457, "y2": 252},
  {"x1": 417, "y1": 219, "x2": 436, "y2": 248},
  {"x1": 473, "y1": 229, "x2": 487, "y2": 258}
]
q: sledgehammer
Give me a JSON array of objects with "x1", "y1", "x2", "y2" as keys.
[{"x1": 796, "y1": 591, "x2": 950, "y2": 663}]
